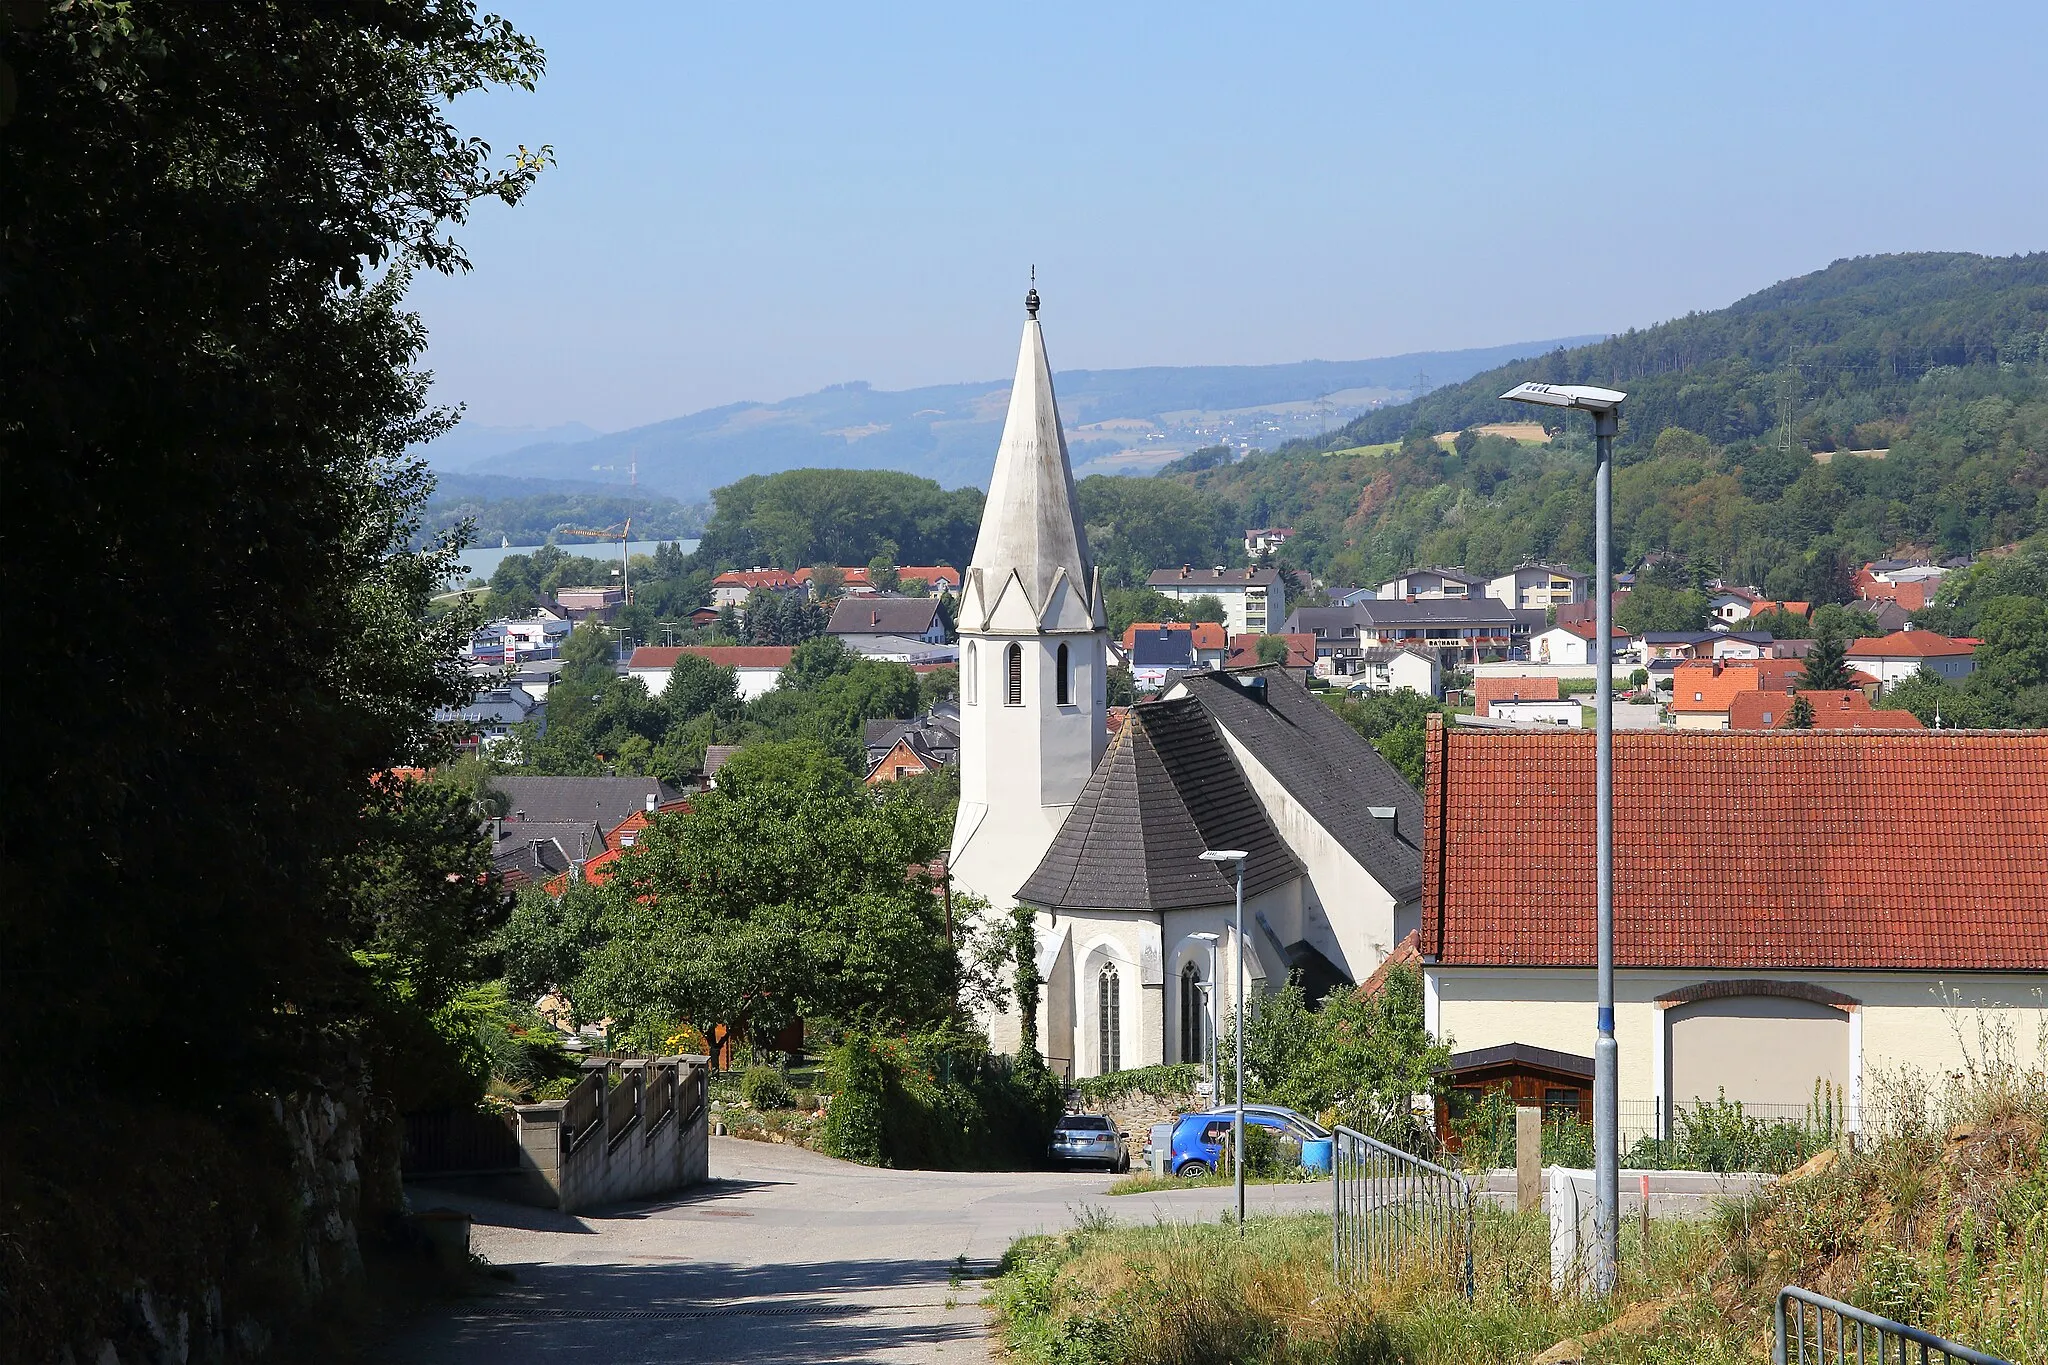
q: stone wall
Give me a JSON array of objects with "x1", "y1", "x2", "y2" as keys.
[{"x1": 1076, "y1": 1082, "x2": 1206, "y2": 1162}]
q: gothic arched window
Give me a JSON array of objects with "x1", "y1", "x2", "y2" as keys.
[
  {"x1": 1056, "y1": 642, "x2": 1071, "y2": 705},
  {"x1": 1180, "y1": 960, "x2": 1205, "y2": 1066},
  {"x1": 1005, "y1": 642, "x2": 1023, "y2": 706},
  {"x1": 1098, "y1": 964, "x2": 1121, "y2": 1074},
  {"x1": 963, "y1": 641, "x2": 978, "y2": 705}
]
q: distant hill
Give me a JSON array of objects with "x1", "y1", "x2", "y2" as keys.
[
  {"x1": 1329, "y1": 252, "x2": 2048, "y2": 451},
  {"x1": 451, "y1": 338, "x2": 1599, "y2": 501},
  {"x1": 423, "y1": 421, "x2": 603, "y2": 470},
  {"x1": 1159, "y1": 251, "x2": 2048, "y2": 598}
]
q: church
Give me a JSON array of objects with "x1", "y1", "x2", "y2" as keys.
[{"x1": 948, "y1": 291, "x2": 1425, "y2": 1080}]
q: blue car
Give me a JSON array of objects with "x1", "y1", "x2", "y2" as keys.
[{"x1": 1163, "y1": 1105, "x2": 1329, "y2": 1177}]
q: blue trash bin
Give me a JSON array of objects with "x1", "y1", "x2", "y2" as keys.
[{"x1": 1302, "y1": 1137, "x2": 1333, "y2": 1174}]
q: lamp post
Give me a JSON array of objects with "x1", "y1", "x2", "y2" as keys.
[
  {"x1": 1191, "y1": 932, "x2": 1221, "y2": 1101},
  {"x1": 1499, "y1": 381, "x2": 1627, "y2": 1294},
  {"x1": 1199, "y1": 849, "x2": 1250, "y2": 1234}
]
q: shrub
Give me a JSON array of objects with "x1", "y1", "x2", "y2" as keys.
[
  {"x1": 1072, "y1": 1063, "x2": 1200, "y2": 1106},
  {"x1": 742, "y1": 1065, "x2": 796, "y2": 1111},
  {"x1": 822, "y1": 1023, "x2": 1062, "y2": 1169}
]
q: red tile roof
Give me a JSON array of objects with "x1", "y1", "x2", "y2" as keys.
[
  {"x1": 1121, "y1": 622, "x2": 1227, "y2": 651},
  {"x1": 1847, "y1": 629, "x2": 1976, "y2": 659},
  {"x1": 1556, "y1": 618, "x2": 1631, "y2": 641},
  {"x1": 627, "y1": 645, "x2": 795, "y2": 670},
  {"x1": 1421, "y1": 716, "x2": 2048, "y2": 970},
  {"x1": 1225, "y1": 632, "x2": 1316, "y2": 668},
  {"x1": 710, "y1": 568, "x2": 804, "y2": 590},
  {"x1": 1473, "y1": 676, "x2": 1561, "y2": 718},
  {"x1": 1726, "y1": 690, "x2": 1923, "y2": 731}
]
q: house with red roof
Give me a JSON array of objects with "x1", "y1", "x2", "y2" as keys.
[
  {"x1": 1846, "y1": 629, "x2": 1977, "y2": 689},
  {"x1": 1528, "y1": 618, "x2": 1632, "y2": 666},
  {"x1": 1121, "y1": 622, "x2": 1228, "y2": 668},
  {"x1": 1419, "y1": 716, "x2": 2048, "y2": 1137},
  {"x1": 1224, "y1": 632, "x2": 1317, "y2": 672},
  {"x1": 624, "y1": 645, "x2": 794, "y2": 700},
  {"x1": 708, "y1": 568, "x2": 807, "y2": 606},
  {"x1": 1725, "y1": 689, "x2": 1922, "y2": 731}
]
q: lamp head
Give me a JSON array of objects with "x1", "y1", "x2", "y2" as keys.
[
  {"x1": 1198, "y1": 850, "x2": 1249, "y2": 863},
  {"x1": 1191, "y1": 931, "x2": 1220, "y2": 943},
  {"x1": 1499, "y1": 381, "x2": 1627, "y2": 414}
]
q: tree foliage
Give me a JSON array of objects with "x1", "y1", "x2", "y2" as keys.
[
  {"x1": 1229, "y1": 966, "x2": 1449, "y2": 1139},
  {"x1": 1, "y1": 1, "x2": 546, "y2": 1348}
]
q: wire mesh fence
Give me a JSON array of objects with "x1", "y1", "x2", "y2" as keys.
[
  {"x1": 1448, "y1": 1088, "x2": 1850, "y2": 1174},
  {"x1": 1332, "y1": 1124, "x2": 1474, "y2": 1298}
]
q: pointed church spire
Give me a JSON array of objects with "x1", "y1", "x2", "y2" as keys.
[{"x1": 965, "y1": 289, "x2": 1095, "y2": 626}]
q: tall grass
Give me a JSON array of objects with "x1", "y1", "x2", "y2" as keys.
[{"x1": 988, "y1": 1028, "x2": 2048, "y2": 1364}]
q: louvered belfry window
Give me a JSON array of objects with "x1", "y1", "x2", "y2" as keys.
[{"x1": 1006, "y1": 643, "x2": 1023, "y2": 706}]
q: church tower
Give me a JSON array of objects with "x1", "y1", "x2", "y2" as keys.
[{"x1": 949, "y1": 288, "x2": 1109, "y2": 949}]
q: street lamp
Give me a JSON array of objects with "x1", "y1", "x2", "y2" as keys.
[
  {"x1": 1190, "y1": 932, "x2": 1221, "y2": 1101},
  {"x1": 1199, "y1": 848, "x2": 1250, "y2": 1234},
  {"x1": 1499, "y1": 380, "x2": 1626, "y2": 1294}
]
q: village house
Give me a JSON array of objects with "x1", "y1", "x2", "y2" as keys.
[
  {"x1": 1123, "y1": 621, "x2": 1228, "y2": 670},
  {"x1": 826, "y1": 595, "x2": 948, "y2": 649},
  {"x1": 1666, "y1": 658, "x2": 1810, "y2": 730},
  {"x1": 435, "y1": 682, "x2": 544, "y2": 748},
  {"x1": 1146, "y1": 563, "x2": 1286, "y2": 635},
  {"x1": 1846, "y1": 629, "x2": 1977, "y2": 689},
  {"x1": 1486, "y1": 563, "x2": 1587, "y2": 611},
  {"x1": 1333, "y1": 644, "x2": 1439, "y2": 698},
  {"x1": 1364, "y1": 566, "x2": 1487, "y2": 601},
  {"x1": 1290, "y1": 597, "x2": 1534, "y2": 666},
  {"x1": 1419, "y1": 718, "x2": 2047, "y2": 1138},
  {"x1": 624, "y1": 645, "x2": 794, "y2": 701},
  {"x1": 1243, "y1": 527, "x2": 1294, "y2": 558},
  {"x1": 1227, "y1": 632, "x2": 1319, "y2": 676},
  {"x1": 1725, "y1": 689, "x2": 1922, "y2": 730},
  {"x1": 708, "y1": 567, "x2": 806, "y2": 607},
  {"x1": 825, "y1": 564, "x2": 961, "y2": 597},
  {"x1": 1855, "y1": 560, "x2": 1949, "y2": 612},
  {"x1": 1529, "y1": 618, "x2": 1632, "y2": 667}
]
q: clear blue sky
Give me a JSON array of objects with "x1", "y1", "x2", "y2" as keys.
[{"x1": 410, "y1": 1, "x2": 2048, "y2": 434}]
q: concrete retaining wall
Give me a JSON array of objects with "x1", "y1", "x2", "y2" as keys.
[{"x1": 513, "y1": 1055, "x2": 709, "y2": 1213}]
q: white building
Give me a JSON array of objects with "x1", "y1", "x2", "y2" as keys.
[
  {"x1": 1340, "y1": 645, "x2": 1441, "y2": 699},
  {"x1": 1529, "y1": 620, "x2": 1631, "y2": 667},
  {"x1": 950, "y1": 292, "x2": 1422, "y2": 1080},
  {"x1": 1372, "y1": 567, "x2": 1485, "y2": 601},
  {"x1": 1486, "y1": 564, "x2": 1586, "y2": 611},
  {"x1": 1488, "y1": 698, "x2": 1583, "y2": 727},
  {"x1": 1145, "y1": 564, "x2": 1287, "y2": 636},
  {"x1": 624, "y1": 645, "x2": 792, "y2": 701},
  {"x1": 1846, "y1": 630, "x2": 1978, "y2": 688}
]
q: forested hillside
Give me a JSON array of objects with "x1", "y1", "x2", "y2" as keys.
[
  {"x1": 1156, "y1": 253, "x2": 2048, "y2": 596},
  {"x1": 421, "y1": 475, "x2": 706, "y2": 546}
]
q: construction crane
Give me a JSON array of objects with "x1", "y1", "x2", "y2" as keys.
[{"x1": 560, "y1": 518, "x2": 633, "y2": 604}]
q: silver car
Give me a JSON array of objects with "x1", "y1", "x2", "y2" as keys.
[{"x1": 1047, "y1": 1114, "x2": 1129, "y2": 1172}]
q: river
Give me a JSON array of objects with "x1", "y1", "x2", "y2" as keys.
[{"x1": 448, "y1": 538, "x2": 700, "y2": 584}]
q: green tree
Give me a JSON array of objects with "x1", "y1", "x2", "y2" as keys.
[
  {"x1": 1255, "y1": 634, "x2": 1293, "y2": 665},
  {"x1": 1616, "y1": 583, "x2": 1710, "y2": 634},
  {"x1": 567, "y1": 742, "x2": 957, "y2": 1058},
  {"x1": 1230, "y1": 965, "x2": 1448, "y2": 1137},
  {"x1": 664, "y1": 653, "x2": 741, "y2": 726},
  {"x1": 2, "y1": 2, "x2": 547, "y2": 1348},
  {"x1": 1107, "y1": 663, "x2": 1136, "y2": 707},
  {"x1": 867, "y1": 544, "x2": 901, "y2": 594},
  {"x1": 1185, "y1": 594, "x2": 1228, "y2": 624},
  {"x1": 1105, "y1": 585, "x2": 1185, "y2": 635},
  {"x1": 1798, "y1": 634, "x2": 1853, "y2": 690},
  {"x1": 1328, "y1": 688, "x2": 1439, "y2": 789},
  {"x1": 809, "y1": 562, "x2": 845, "y2": 600},
  {"x1": 1785, "y1": 695, "x2": 1815, "y2": 729}
]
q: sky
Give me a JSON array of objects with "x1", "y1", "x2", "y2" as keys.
[{"x1": 410, "y1": 1, "x2": 2048, "y2": 436}]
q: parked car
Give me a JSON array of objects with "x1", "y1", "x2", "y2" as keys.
[
  {"x1": 1164, "y1": 1105, "x2": 1330, "y2": 1177},
  {"x1": 1048, "y1": 1113, "x2": 1130, "y2": 1172}
]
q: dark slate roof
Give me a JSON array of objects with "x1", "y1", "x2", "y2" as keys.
[
  {"x1": 494, "y1": 776, "x2": 682, "y2": 832},
  {"x1": 1131, "y1": 628, "x2": 1197, "y2": 668},
  {"x1": 1172, "y1": 667, "x2": 1425, "y2": 904},
  {"x1": 1440, "y1": 1042, "x2": 1595, "y2": 1080},
  {"x1": 490, "y1": 820, "x2": 601, "y2": 882},
  {"x1": 1017, "y1": 698, "x2": 1302, "y2": 912},
  {"x1": 826, "y1": 596, "x2": 941, "y2": 636}
]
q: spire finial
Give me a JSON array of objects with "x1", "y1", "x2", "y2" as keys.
[{"x1": 1025, "y1": 264, "x2": 1039, "y2": 318}]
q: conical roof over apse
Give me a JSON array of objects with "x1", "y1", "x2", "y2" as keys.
[{"x1": 961, "y1": 292, "x2": 1100, "y2": 632}]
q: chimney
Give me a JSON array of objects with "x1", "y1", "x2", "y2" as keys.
[
  {"x1": 645, "y1": 792, "x2": 657, "y2": 812},
  {"x1": 513, "y1": 809, "x2": 526, "y2": 822},
  {"x1": 492, "y1": 816, "x2": 504, "y2": 843},
  {"x1": 1369, "y1": 806, "x2": 1398, "y2": 838},
  {"x1": 1213, "y1": 565, "x2": 1226, "y2": 576},
  {"x1": 1180, "y1": 564, "x2": 1191, "y2": 578}
]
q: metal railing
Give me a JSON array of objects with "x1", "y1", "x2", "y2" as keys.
[
  {"x1": 1332, "y1": 1124, "x2": 1474, "y2": 1298},
  {"x1": 1775, "y1": 1287, "x2": 2010, "y2": 1365}
]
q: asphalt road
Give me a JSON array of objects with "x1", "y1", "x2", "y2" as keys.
[{"x1": 387, "y1": 1137, "x2": 1336, "y2": 1365}]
